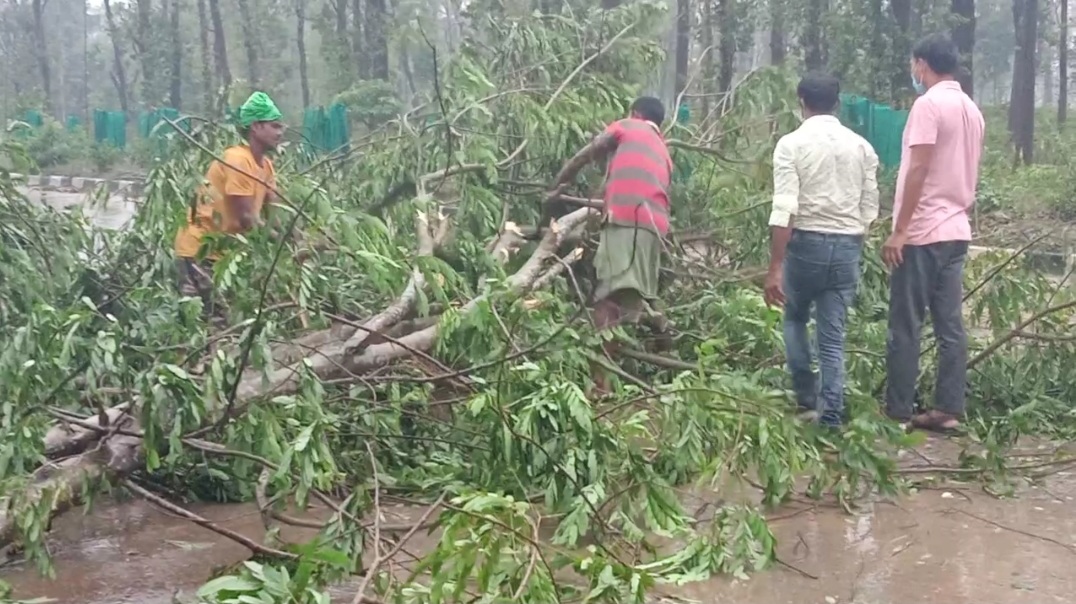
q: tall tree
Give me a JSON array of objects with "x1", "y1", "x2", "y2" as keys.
[
  {"x1": 296, "y1": 0, "x2": 311, "y2": 107},
  {"x1": 891, "y1": 0, "x2": 913, "y2": 95},
  {"x1": 367, "y1": 0, "x2": 390, "y2": 80},
  {"x1": 1061, "y1": 0, "x2": 1069, "y2": 124},
  {"x1": 196, "y1": 0, "x2": 213, "y2": 112},
  {"x1": 134, "y1": 0, "x2": 154, "y2": 104},
  {"x1": 716, "y1": 0, "x2": 735, "y2": 92},
  {"x1": 207, "y1": 0, "x2": 232, "y2": 109},
  {"x1": 769, "y1": 0, "x2": 786, "y2": 65},
  {"x1": 30, "y1": 0, "x2": 51, "y2": 113},
  {"x1": 236, "y1": 0, "x2": 260, "y2": 87},
  {"x1": 951, "y1": 0, "x2": 976, "y2": 97},
  {"x1": 352, "y1": 0, "x2": 367, "y2": 80},
  {"x1": 168, "y1": 0, "x2": 183, "y2": 108},
  {"x1": 1010, "y1": 0, "x2": 1039, "y2": 163},
  {"x1": 102, "y1": 0, "x2": 130, "y2": 114},
  {"x1": 674, "y1": 0, "x2": 690, "y2": 97},
  {"x1": 804, "y1": 0, "x2": 827, "y2": 70}
]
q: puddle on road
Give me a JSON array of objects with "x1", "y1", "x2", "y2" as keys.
[{"x1": 4, "y1": 472, "x2": 1075, "y2": 604}]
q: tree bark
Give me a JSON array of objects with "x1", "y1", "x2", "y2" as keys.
[
  {"x1": 804, "y1": 0, "x2": 827, "y2": 70},
  {"x1": 891, "y1": 0, "x2": 912, "y2": 95},
  {"x1": 168, "y1": 0, "x2": 183, "y2": 108},
  {"x1": 716, "y1": 0, "x2": 735, "y2": 93},
  {"x1": 102, "y1": 0, "x2": 130, "y2": 114},
  {"x1": 296, "y1": 0, "x2": 311, "y2": 107},
  {"x1": 769, "y1": 0, "x2": 786, "y2": 65},
  {"x1": 197, "y1": 0, "x2": 214, "y2": 112},
  {"x1": 352, "y1": 0, "x2": 367, "y2": 80},
  {"x1": 236, "y1": 0, "x2": 260, "y2": 87},
  {"x1": 951, "y1": 0, "x2": 976, "y2": 98},
  {"x1": 135, "y1": 0, "x2": 154, "y2": 104},
  {"x1": 31, "y1": 0, "x2": 52, "y2": 114},
  {"x1": 700, "y1": 0, "x2": 715, "y2": 116},
  {"x1": 367, "y1": 0, "x2": 390, "y2": 80},
  {"x1": 1061, "y1": 0, "x2": 1069, "y2": 124},
  {"x1": 1010, "y1": 0, "x2": 1039, "y2": 163},
  {"x1": 674, "y1": 0, "x2": 690, "y2": 97},
  {"x1": 207, "y1": 0, "x2": 232, "y2": 109}
]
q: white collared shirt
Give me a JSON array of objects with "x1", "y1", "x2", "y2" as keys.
[{"x1": 769, "y1": 115, "x2": 880, "y2": 234}]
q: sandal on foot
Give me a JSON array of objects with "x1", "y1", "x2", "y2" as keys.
[{"x1": 909, "y1": 411, "x2": 963, "y2": 435}]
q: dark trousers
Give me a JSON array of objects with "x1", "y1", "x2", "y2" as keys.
[
  {"x1": 884, "y1": 241, "x2": 969, "y2": 421},
  {"x1": 782, "y1": 230, "x2": 864, "y2": 426}
]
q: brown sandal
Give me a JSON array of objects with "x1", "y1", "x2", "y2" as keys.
[{"x1": 909, "y1": 410, "x2": 963, "y2": 435}]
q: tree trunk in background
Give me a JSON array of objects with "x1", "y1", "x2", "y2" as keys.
[
  {"x1": 869, "y1": 0, "x2": 886, "y2": 97},
  {"x1": 891, "y1": 0, "x2": 912, "y2": 96},
  {"x1": 352, "y1": 0, "x2": 367, "y2": 80},
  {"x1": 717, "y1": 0, "x2": 735, "y2": 92},
  {"x1": 601, "y1": 0, "x2": 621, "y2": 8},
  {"x1": 196, "y1": 0, "x2": 213, "y2": 112},
  {"x1": 769, "y1": 0, "x2": 786, "y2": 65},
  {"x1": 168, "y1": 0, "x2": 182, "y2": 108},
  {"x1": 1044, "y1": 37, "x2": 1054, "y2": 106},
  {"x1": 135, "y1": 0, "x2": 153, "y2": 104},
  {"x1": 700, "y1": 0, "x2": 715, "y2": 116},
  {"x1": 1061, "y1": 0, "x2": 1069, "y2": 124},
  {"x1": 102, "y1": 0, "x2": 130, "y2": 114},
  {"x1": 296, "y1": 0, "x2": 311, "y2": 107},
  {"x1": 674, "y1": 0, "x2": 690, "y2": 98},
  {"x1": 207, "y1": 0, "x2": 232, "y2": 108},
  {"x1": 367, "y1": 0, "x2": 390, "y2": 80},
  {"x1": 1010, "y1": 0, "x2": 1038, "y2": 163},
  {"x1": 804, "y1": 0, "x2": 826, "y2": 70},
  {"x1": 951, "y1": 0, "x2": 976, "y2": 98},
  {"x1": 236, "y1": 0, "x2": 260, "y2": 87},
  {"x1": 31, "y1": 0, "x2": 52, "y2": 113}
]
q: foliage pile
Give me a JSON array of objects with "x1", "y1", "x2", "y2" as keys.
[{"x1": 2, "y1": 5, "x2": 1076, "y2": 604}]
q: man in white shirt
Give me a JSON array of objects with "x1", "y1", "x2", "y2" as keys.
[{"x1": 764, "y1": 73, "x2": 880, "y2": 427}]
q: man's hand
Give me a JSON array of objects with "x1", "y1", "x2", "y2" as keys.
[
  {"x1": 763, "y1": 269, "x2": 785, "y2": 307},
  {"x1": 882, "y1": 231, "x2": 909, "y2": 269}
]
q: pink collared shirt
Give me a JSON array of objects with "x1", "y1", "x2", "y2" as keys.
[{"x1": 893, "y1": 80, "x2": 985, "y2": 245}]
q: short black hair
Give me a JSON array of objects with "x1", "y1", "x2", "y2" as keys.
[
  {"x1": 796, "y1": 72, "x2": 840, "y2": 113},
  {"x1": 630, "y1": 96, "x2": 665, "y2": 125},
  {"x1": 912, "y1": 33, "x2": 960, "y2": 76}
]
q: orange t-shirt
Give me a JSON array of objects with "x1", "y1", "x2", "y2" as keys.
[{"x1": 174, "y1": 145, "x2": 276, "y2": 258}]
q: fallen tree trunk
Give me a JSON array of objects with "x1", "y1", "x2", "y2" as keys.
[{"x1": 0, "y1": 206, "x2": 596, "y2": 551}]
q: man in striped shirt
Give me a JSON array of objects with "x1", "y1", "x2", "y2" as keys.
[{"x1": 550, "y1": 96, "x2": 673, "y2": 394}]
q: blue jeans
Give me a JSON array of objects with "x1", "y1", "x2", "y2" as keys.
[{"x1": 782, "y1": 230, "x2": 863, "y2": 426}]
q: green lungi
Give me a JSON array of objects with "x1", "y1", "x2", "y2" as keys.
[{"x1": 593, "y1": 223, "x2": 663, "y2": 305}]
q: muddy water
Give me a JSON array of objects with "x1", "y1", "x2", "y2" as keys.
[{"x1": 5, "y1": 461, "x2": 1076, "y2": 604}]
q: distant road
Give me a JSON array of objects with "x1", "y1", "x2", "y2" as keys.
[{"x1": 17, "y1": 186, "x2": 139, "y2": 231}]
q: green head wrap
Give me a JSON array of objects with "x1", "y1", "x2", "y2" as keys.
[{"x1": 239, "y1": 92, "x2": 282, "y2": 127}]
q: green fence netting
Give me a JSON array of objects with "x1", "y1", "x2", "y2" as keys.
[
  {"x1": 839, "y1": 94, "x2": 908, "y2": 170},
  {"x1": 94, "y1": 110, "x2": 127, "y2": 149},
  {"x1": 301, "y1": 104, "x2": 350, "y2": 157},
  {"x1": 23, "y1": 110, "x2": 43, "y2": 128},
  {"x1": 65, "y1": 115, "x2": 82, "y2": 131}
]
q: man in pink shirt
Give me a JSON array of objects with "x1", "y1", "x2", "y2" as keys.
[{"x1": 882, "y1": 33, "x2": 984, "y2": 433}]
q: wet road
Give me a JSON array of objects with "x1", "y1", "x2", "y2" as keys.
[
  {"x1": 4, "y1": 441, "x2": 1075, "y2": 604},
  {"x1": 18, "y1": 186, "x2": 140, "y2": 231}
]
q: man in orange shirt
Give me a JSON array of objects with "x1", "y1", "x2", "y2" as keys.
[{"x1": 174, "y1": 91, "x2": 285, "y2": 327}]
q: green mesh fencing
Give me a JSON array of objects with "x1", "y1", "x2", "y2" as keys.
[
  {"x1": 23, "y1": 110, "x2": 43, "y2": 128},
  {"x1": 94, "y1": 110, "x2": 127, "y2": 149},
  {"x1": 301, "y1": 104, "x2": 350, "y2": 157},
  {"x1": 139, "y1": 107, "x2": 187, "y2": 156},
  {"x1": 839, "y1": 94, "x2": 908, "y2": 170},
  {"x1": 65, "y1": 115, "x2": 82, "y2": 131}
]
